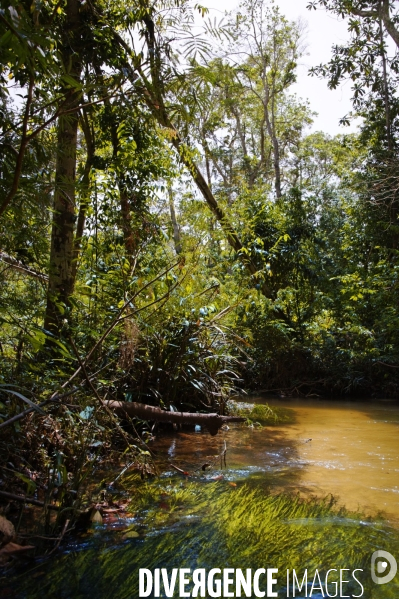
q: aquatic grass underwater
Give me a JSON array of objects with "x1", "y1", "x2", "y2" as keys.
[{"x1": 10, "y1": 476, "x2": 399, "y2": 598}]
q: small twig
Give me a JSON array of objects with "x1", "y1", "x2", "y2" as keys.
[
  {"x1": 220, "y1": 440, "x2": 227, "y2": 469},
  {"x1": 108, "y1": 461, "x2": 134, "y2": 486},
  {"x1": 0, "y1": 251, "x2": 48, "y2": 281},
  {"x1": 374, "y1": 360, "x2": 399, "y2": 369},
  {"x1": 0, "y1": 386, "x2": 81, "y2": 430},
  {"x1": 0, "y1": 362, "x2": 116, "y2": 430},
  {"x1": 128, "y1": 419, "x2": 156, "y2": 457},
  {"x1": 47, "y1": 519, "x2": 70, "y2": 555},
  {"x1": 170, "y1": 464, "x2": 189, "y2": 475}
]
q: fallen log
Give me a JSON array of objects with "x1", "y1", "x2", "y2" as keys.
[{"x1": 105, "y1": 401, "x2": 245, "y2": 436}]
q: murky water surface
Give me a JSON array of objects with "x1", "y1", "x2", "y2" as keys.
[{"x1": 6, "y1": 398, "x2": 399, "y2": 598}]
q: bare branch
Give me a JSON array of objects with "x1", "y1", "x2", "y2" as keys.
[{"x1": 0, "y1": 252, "x2": 48, "y2": 282}]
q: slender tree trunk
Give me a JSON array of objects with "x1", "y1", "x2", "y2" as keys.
[
  {"x1": 104, "y1": 106, "x2": 138, "y2": 275},
  {"x1": 168, "y1": 187, "x2": 182, "y2": 255},
  {"x1": 205, "y1": 154, "x2": 212, "y2": 188},
  {"x1": 264, "y1": 103, "x2": 282, "y2": 200},
  {"x1": 0, "y1": 77, "x2": 34, "y2": 218},
  {"x1": 44, "y1": 0, "x2": 82, "y2": 336},
  {"x1": 379, "y1": 9, "x2": 393, "y2": 153},
  {"x1": 114, "y1": 156, "x2": 137, "y2": 274},
  {"x1": 71, "y1": 111, "x2": 94, "y2": 284},
  {"x1": 380, "y1": 0, "x2": 399, "y2": 50},
  {"x1": 115, "y1": 19, "x2": 271, "y2": 296},
  {"x1": 119, "y1": 186, "x2": 137, "y2": 272},
  {"x1": 152, "y1": 107, "x2": 270, "y2": 293}
]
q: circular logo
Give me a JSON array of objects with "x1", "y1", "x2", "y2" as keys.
[{"x1": 371, "y1": 550, "x2": 397, "y2": 585}]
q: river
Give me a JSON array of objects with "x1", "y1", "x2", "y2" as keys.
[
  {"x1": 6, "y1": 397, "x2": 399, "y2": 598},
  {"x1": 151, "y1": 398, "x2": 399, "y2": 520}
]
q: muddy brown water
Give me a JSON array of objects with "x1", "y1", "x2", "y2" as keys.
[{"x1": 151, "y1": 398, "x2": 399, "y2": 523}]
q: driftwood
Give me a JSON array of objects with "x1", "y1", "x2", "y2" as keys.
[{"x1": 105, "y1": 401, "x2": 245, "y2": 436}]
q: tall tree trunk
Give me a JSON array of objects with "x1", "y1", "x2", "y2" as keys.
[
  {"x1": 109, "y1": 117, "x2": 138, "y2": 274},
  {"x1": 93, "y1": 70, "x2": 138, "y2": 274},
  {"x1": 379, "y1": 10, "x2": 393, "y2": 153},
  {"x1": 44, "y1": 0, "x2": 82, "y2": 336}
]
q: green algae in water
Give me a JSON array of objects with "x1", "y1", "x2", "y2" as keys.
[{"x1": 9, "y1": 478, "x2": 399, "y2": 599}]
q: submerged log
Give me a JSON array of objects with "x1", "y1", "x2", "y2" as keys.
[{"x1": 105, "y1": 401, "x2": 245, "y2": 436}]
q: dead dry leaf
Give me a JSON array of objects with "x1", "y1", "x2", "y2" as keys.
[
  {"x1": 90, "y1": 509, "x2": 103, "y2": 524},
  {"x1": 0, "y1": 516, "x2": 15, "y2": 539}
]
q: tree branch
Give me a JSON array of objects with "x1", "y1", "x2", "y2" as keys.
[
  {"x1": 381, "y1": 0, "x2": 399, "y2": 49},
  {"x1": 0, "y1": 252, "x2": 48, "y2": 282}
]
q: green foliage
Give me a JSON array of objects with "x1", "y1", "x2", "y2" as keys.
[
  {"x1": 2, "y1": 0, "x2": 399, "y2": 410},
  {"x1": 121, "y1": 318, "x2": 241, "y2": 410}
]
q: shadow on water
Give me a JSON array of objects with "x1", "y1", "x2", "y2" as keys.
[
  {"x1": 5, "y1": 398, "x2": 399, "y2": 599},
  {"x1": 150, "y1": 422, "x2": 305, "y2": 495}
]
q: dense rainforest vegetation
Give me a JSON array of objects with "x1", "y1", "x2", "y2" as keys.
[{"x1": 1, "y1": 0, "x2": 399, "y2": 537}]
